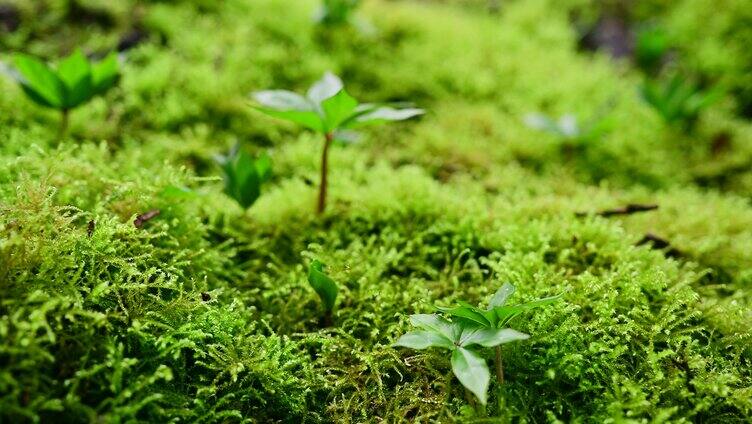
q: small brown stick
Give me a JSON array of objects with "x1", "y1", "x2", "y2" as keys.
[
  {"x1": 133, "y1": 209, "x2": 160, "y2": 228},
  {"x1": 87, "y1": 220, "x2": 95, "y2": 237},
  {"x1": 577, "y1": 203, "x2": 658, "y2": 218},
  {"x1": 636, "y1": 233, "x2": 682, "y2": 258}
]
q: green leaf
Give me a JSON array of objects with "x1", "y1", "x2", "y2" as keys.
[
  {"x1": 460, "y1": 328, "x2": 529, "y2": 348},
  {"x1": 488, "y1": 283, "x2": 516, "y2": 308},
  {"x1": 306, "y1": 72, "x2": 343, "y2": 106},
  {"x1": 491, "y1": 306, "x2": 524, "y2": 327},
  {"x1": 252, "y1": 90, "x2": 323, "y2": 132},
  {"x1": 451, "y1": 348, "x2": 489, "y2": 405},
  {"x1": 518, "y1": 293, "x2": 563, "y2": 310},
  {"x1": 217, "y1": 147, "x2": 270, "y2": 209},
  {"x1": 91, "y1": 52, "x2": 120, "y2": 96},
  {"x1": 410, "y1": 314, "x2": 460, "y2": 343},
  {"x1": 321, "y1": 89, "x2": 358, "y2": 132},
  {"x1": 393, "y1": 330, "x2": 454, "y2": 350},
  {"x1": 12, "y1": 53, "x2": 64, "y2": 109},
  {"x1": 159, "y1": 185, "x2": 197, "y2": 200},
  {"x1": 308, "y1": 260, "x2": 338, "y2": 312},
  {"x1": 435, "y1": 305, "x2": 492, "y2": 328},
  {"x1": 254, "y1": 154, "x2": 272, "y2": 182},
  {"x1": 57, "y1": 49, "x2": 93, "y2": 109},
  {"x1": 347, "y1": 106, "x2": 424, "y2": 128}
]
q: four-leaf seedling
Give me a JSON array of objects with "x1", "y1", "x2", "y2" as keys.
[
  {"x1": 307, "y1": 259, "x2": 339, "y2": 326},
  {"x1": 11, "y1": 49, "x2": 120, "y2": 141},
  {"x1": 524, "y1": 112, "x2": 614, "y2": 151},
  {"x1": 252, "y1": 72, "x2": 423, "y2": 213},
  {"x1": 216, "y1": 145, "x2": 272, "y2": 210},
  {"x1": 394, "y1": 283, "x2": 561, "y2": 406}
]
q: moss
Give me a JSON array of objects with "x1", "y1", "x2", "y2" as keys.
[{"x1": 1, "y1": 0, "x2": 751, "y2": 422}]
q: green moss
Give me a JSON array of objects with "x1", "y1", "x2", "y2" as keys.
[{"x1": 1, "y1": 0, "x2": 751, "y2": 422}]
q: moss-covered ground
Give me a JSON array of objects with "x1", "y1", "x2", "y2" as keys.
[{"x1": 1, "y1": 0, "x2": 751, "y2": 422}]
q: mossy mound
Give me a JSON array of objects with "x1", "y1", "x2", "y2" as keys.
[{"x1": 1, "y1": 0, "x2": 750, "y2": 422}]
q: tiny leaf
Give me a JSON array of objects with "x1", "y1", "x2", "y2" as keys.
[
  {"x1": 12, "y1": 53, "x2": 64, "y2": 108},
  {"x1": 451, "y1": 348, "x2": 490, "y2": 405},
  {"x1": 306, "y1": 72, "x2": 343, "y2": 106},
  {"x1": 321, "y1": 88, "x2": 358, "y2": 131},
  {"x1": 460, "y1": 327, "x2": 529, "y2": 348},
  {"x1": 488, "y1": 283, "x2": 516, "y2": 308},
  {"x1": 393, "y1": 330, "x2": 454, "y2": 350},
  {"x1": 308, "y1": 260, "x2": 338, "y2": 312},
  {"x1": 56, "y1": 49, "x2": 92, "y2": 109},
  {"x1": 253, "y1": 90, "x2": 323, "y2": 131}
]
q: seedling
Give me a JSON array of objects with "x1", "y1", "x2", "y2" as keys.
[
  {"x1": 524, "y1": 112, "x2": 613, "y2": 150},
  {"x1": 307, "y1": 260, "x2": 338, "y2": 326},
  {"x1": 216, "y1": 145, "x2": 272, "y2": 210},
  {"x1": 640, "y1": 74, "x2": 722, "y2": 131},
  {"x1": 314, "y1": 0, "x2": 361, "y2": 26},
  {"x1": 10, "y1": 49, "x2": 120, "y2": 141},
  {"x1": 435, "y1": 283, "x2": 561, "y2": 386},
  {"x1": 394, "y1": 283, "x2": 561, "y2": 406},
  {"x1": 394, "y1": 313, "x2": 528, "y2": 406},
  {"x1": 252, "y1": 72, "x2": 423, "y2": 213}
]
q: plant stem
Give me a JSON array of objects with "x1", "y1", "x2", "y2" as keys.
[
  {"x1": 317, "y1": 132, "x2": 334, "y2": 214},
  {"x1": 322, "y1": 309, "x2": 333, "y2": 327},
  {"x1": 58, "y1": 109, "x2": 70, "y2": 143},
  {"x1": 494, "y1": 345, "x2": 504, "y2": 384}
]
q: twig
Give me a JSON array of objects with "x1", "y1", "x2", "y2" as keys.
[
  {"x1": 577, "y1": 203, "x2": 658, "y2": 218},
  {"x1": 636, "y1": 233, "x2": 681, "y2": 258},
  {"x1": 133, "y1": 209, "x2": 160, "y2": 228}
]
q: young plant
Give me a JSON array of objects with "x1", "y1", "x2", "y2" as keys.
[
  {"x1": 394, "y1": 283, "x2": 561, "y2": 406},
  {"x1": 524, "y1": 112, "x2": 614, "y2": 150},
  {"x1": 10, "y1": 49, "x2": 120, "y2": 140},
  {"x1": 314, "y1": 0, "x2": 361, "y2": 26},
  {"x1": 307, "y1": 259, "x2": 339, "y2": 326},
  {"x1": 393, "y1": 313, "x2": 529, "y2": 406},
  {"x1": 640, "y1": 74, "x2": 722, "y2": 131},
  {"x1": 252, "y1": 72, "x2": 423, "y2": 214},
  {"x1": 434, "y1": 283, "x2": 561, "y2": 385},
  {"x1": 216, "y1": 145, "x2": 272, "y2": 209}
]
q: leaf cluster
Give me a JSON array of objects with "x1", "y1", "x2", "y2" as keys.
[
  {"x1": 252, "y1": 72, "x2": 424, "y2": 140},
  {"x1": 394, "y1": 283, "x2": 561, "y2": 405},
  {"x1": 11, "y1": 49, "x2": 119, "y2": 111},
  {"x1": 640, "y1": 74, "x2": 722, "y2": 130},
  {"x1": 216, "y1": 146, "x2": 272, "y2": 209}
]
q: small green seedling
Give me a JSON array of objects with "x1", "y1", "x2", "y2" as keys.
[
  {"x1": 307, "y1": 260, "x2": 339, "y2": 326},
  {"x1": 524, "y1": 112, "x2": 613, "y2": 149},
  {"x1": 435, "y1": 283, "x2": 561, "y2": 386},
  {"x1": 11, "y1": 49, "x2": 120, "y2": 140},
  {"x1": 315, "y1": 0, "x2": 361, "y2": 26},
  {"x1": 252, "y1": 72, "x2": 423, "y2": 213},
  {"x1": 640, "y1": 74, "x2": 722, "y2": 131},
  {"x1": 216, "y1": 145, "x2": 272, "y2": 209},
  {"x1": 394, "y1": 313, "x2": 528, "y2": 406},
  {"x1": 394, "y1": 283, "x2": 561, "y2": 406}
]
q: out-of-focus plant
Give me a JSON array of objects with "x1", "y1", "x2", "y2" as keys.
[
  {"x1": 10, "y1": 49, "x2": 119, "y2": 140},
  {"x1": 252, "y1": 72, "x2": 423, "y2": 213},
  {"x1": 640, "y1": 74, "x2": 722, "y2": 130},
  {"x1": 524, "y1": 112, "x2": 614, "y2": 149},
  {"x1": 314, "y1": 0, "x2": 361, "y2": 26},
  {"x1": 634, "y1": 26, "x2": 671, "y2": 75},
  {"x1": 216, "y1": 145, "x2": 272, "y2": 210}
]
